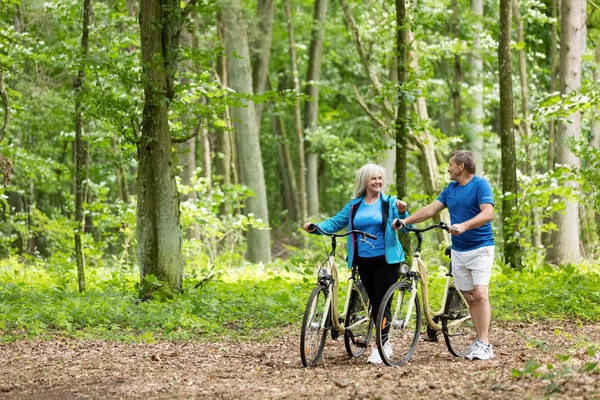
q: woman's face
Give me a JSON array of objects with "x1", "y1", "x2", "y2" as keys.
[{"x1": 365, "y1": 172, "x2": 384, "y2": 196}]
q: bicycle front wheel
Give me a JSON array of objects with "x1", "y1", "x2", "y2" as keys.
[
  {"x1": 375, "y1": 281, "x2": 421, "y2": 367},
  {"x1": 442, "y1": 285, "x2": 476, "y2": 357},
  {"x1": 344, "y1": 281, "x2": 372, "y2": 358},
  {"x1": 300, "y1": 284, "x2": 329, "y2": 367}
]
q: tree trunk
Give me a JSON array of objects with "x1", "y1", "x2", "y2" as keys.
[
  {"x1": 498, "y1": 0, "x2": 522, "y2": 269},
  {"x1": 513, "y1": 0, "x2": 541, "y2": 248},
  {"x1": 470, "y1": 0, "x2": 484, "y2": 170},
  {"x1": 215, "y1": 13, "x2": 232, "y2": 216},
  {"x1": 451, "y1": 0, "x2": 462, "y2": 136},
  {"x1": 138, "y1": 0, "x2": 185, "y2": 295},
  {"x1": 547, "y1": 0, "x2": 558, "y2": 170},
  {"x1": 272, "y1": 105, "x2": 299, "y2": 222},
  {"x1": 252, "y1": 0, "x2": 275, "y2": 127},
  {"x1": 547, "y1": 0, "x2": 584, "y2": 264},
  {"x1": 285, "y1": 0, "x2": 307, "y2": 223},
  {"x1": 304, "y1": 0, "x2": 328, "y2": 216},
  {"x1": 220, "y1": 0, "x2": 272, "y2": 263},
  {"x1": 591, "y1": 42, "x2": 600, "y2": 149},
  {"x1": 74, "y1": 0, "x2": 91, "y2": 293},
  {"x1": 395, "y1": 0, "x2": 408, "y2": 198}
]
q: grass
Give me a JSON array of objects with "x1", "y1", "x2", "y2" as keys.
[{"x1": 1, "y1": 260, "x2": 599, "y2": 343}]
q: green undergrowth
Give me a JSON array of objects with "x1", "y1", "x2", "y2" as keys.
[
  {"x1": 0, "y1": 268, "x2": 312, "y2": 343},
  {"x1": 1, "y1": 261, "x2": 599, "y2": 343}
]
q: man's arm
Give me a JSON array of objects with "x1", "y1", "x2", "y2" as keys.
[
  {"x1": 449, "y1": 203, "x2": 494, "y2": 235},
  {"x1": 401, "y1": 200, "x2": 446, "y2": 225}
]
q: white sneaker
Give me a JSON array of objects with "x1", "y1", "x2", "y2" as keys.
[
  {"x1": 367, "y1": 342, "x2": 393, "y2": 364},
  {"x1": 383, "y1": 341, "x2": 393, "y2": 359},
  {"x1": 465, "y1": 341, "x2": 495, "y2": 360},
  {"x1": 367, "y1": 345, "x2": 382, "y2": 364}
]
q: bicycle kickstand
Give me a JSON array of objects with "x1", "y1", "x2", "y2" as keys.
[{"x1": 345, "y1": 329, "x2": 368, "y2": 348}]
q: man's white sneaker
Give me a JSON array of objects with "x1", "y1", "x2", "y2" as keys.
[{"x1": 465, "y1": 341, "x2": 495, "y2": 360}]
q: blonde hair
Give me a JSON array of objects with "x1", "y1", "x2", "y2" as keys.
[{"x1": 353, "y1": 163, "x2": 385, "y2": 198}]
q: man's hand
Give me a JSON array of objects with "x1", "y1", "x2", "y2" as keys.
[
  {"x1": 449, "y1": 223, "x2": 466, "y2": 236},
  {"x1": 396, "y1": 199, "x2": 407, "y2": 214},
  {"x1": 392, "y1": 219, "x2": 405, "y2": 230}
]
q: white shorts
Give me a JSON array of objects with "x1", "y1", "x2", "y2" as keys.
[{"x1": 451, "y1": 246, "x2": 494, "y2": 291}]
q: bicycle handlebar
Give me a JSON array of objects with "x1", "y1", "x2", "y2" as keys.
[
  {"x1": 394, "y1": 220, "x2": 450, "y2": 233},
  {"x1": 307, "y1": 223, "x2": 377, "y2": 240}
]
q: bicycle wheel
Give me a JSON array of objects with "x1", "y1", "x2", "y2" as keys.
[
  {"x1": 300, "y1": 284, "x2": 329, "y2": 367},
  {"x1": 442, "y1": 285, "x2": 476, "y2": 357},
  {"x1": 344, "y1": 281, "x2": 372, "y2": 358},
  {"x1": 375, "y1": 281, "x2": 421, "y2": 367}
]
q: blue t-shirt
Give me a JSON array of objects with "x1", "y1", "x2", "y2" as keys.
[
  {"x1": 352, "y1": 198, "x2": 385, "y2": 257},
  {"x1": 437, "y1": 175, "x2": 494, "y2": 251}
]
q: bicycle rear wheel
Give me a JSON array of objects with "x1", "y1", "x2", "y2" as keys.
[
  {"x1": 300, "y1": 284, "x2": 329, "y2": 367},
  {"x1": 375, "y1": 281, "x2": 421, "y2": 367},
  {"x1": 344, "y1": 281, "x2": 372, "y2": 358},
  {"x1": 442, "y1": 285, "x2": 476, "y2": 357}
]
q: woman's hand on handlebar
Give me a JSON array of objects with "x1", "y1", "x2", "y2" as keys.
[{"x1": 303, "y1": 222, "x2": 316, "y2": 233}]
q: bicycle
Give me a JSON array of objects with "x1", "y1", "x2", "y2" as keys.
[
  {"x1": 374, "y1": 221, "x2": 476, "y2": 366},
  {"x1": 300, "y1": 224, "x2": 376, "y2": 367}
]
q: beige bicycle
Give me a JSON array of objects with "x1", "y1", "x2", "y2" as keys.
[
  {"x1": 375, "y1": 221, "x2": 476, "y2": 366},
  {"x1": 300, "y1": 224, "x2": 375, "y2": 367}
]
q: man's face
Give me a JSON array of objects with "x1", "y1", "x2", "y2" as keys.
[{"x1": 447, "y1": 157, "x2": 463, "y2": 181}]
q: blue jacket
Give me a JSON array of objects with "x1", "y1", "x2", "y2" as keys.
[{"x1": 315, "y1": 193, "x2": 410, "y2": 268}]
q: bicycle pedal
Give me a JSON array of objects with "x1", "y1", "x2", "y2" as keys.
[{"x1": 354, "y1": 340, "x2": 368, "y2": 348}]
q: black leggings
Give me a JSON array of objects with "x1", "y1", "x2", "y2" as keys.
[{"x1": 356, "y1": 255, "x2": 400, "y2": 341}]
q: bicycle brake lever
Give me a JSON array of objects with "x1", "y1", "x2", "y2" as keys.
[{"x1": 360, "y1": 237, "x2": 375, "y2": 249}]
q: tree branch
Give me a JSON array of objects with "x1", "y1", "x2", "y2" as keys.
[
  {"x1": 338, "y1": 0, "x2": 395, "y2": 120},
  {"x1": 172, "y1": 119, "x2": 203, "y2": 143},
  {"x1": 182, "y1": 0, "x2": 198, "y2": 19},
  {"x1": 0, "y1": 63, "x2": 10, "y2": 143},
  {"x1": 352, "y1": 85, "x2": 388, "y2": 129}
]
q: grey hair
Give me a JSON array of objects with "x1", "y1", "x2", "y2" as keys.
[
  {"x1": 451, "y1": 150, "x2": 476, "y2": 174},
  {"x1": 353, "y1": 163, "x2": 385, "y2": 198}
]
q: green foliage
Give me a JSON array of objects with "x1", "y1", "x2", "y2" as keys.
[
  {"x1": 0, "y1": 262, "x2": 310, "y2": 342},
  {"x1": 493, "y1": 263, "x2": 600, "y2": 321}
]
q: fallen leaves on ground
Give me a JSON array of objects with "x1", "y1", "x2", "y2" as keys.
[{"x1": 0, "y1": 321, "x2": 598, "y2": 399}]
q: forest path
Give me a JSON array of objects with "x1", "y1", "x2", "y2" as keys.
[{"x1": 1, "y1": 321, "x2": 599, "y2": 399}]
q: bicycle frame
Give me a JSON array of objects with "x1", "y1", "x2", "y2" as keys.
[
  {"x1": 316, "y1": 253, "x2": 368, "y2": 334},
  {"x1": 399, "y1": 224, "x2": 470, "y2": 333}
]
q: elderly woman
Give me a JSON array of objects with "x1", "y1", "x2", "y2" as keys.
[{"x1": 304, "y1": 163, "x2": 410, "y2": 364}]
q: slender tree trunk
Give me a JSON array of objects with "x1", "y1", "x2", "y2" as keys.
[
  {"x1": 547, "y1": 0, "x2": 584, "y2": 265},
  {"x1": 285, "y1": 0, "x2": 307, "y2": 223},
  {"x1": 74, "y1": 0, "x2": 91, "y2": 293},
  {"x1": 215, "y1": 13, "x2": 232, "y2": 216},
  {"x1": 220, "y1": 0, "x2": 272, "y2": 263},
  {"x1": 513, "y1": 0, "x2": 541, "y2": 248},
  {"x1": 395, "y1": 0, "x2": 408, "y2": 198},
  {"x1": 547, "y1": 0, "x2": 558, "y2": 170},
  {"x1": 498, "y1": 0, "x2": 522, "y2": 269},
  {"x1": 451, "y1": 0, "x2": 462, "y2": 136},
  {"x1": 304, "y1": 0, "x2": 328, "y2": 217},
  {"x1": 138, "y1": 0, "x2": 186, "y2": 295},
  {"x1": 470, "y1": 0, "x2": 484, "y2": 170},
  {"x1": 252, "y1": 0, "x2": 275, "y2": 127},
  {"x1": 591, "y1": 42, "x2": 600, "y2": 149},
  {"x1": 272, "y1": 104, "x2": 299, "y2": 222}
]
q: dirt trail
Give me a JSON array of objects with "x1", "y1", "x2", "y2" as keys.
[{"x1": 1, "y1": 322, "x2": 599, "y2": 399}]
